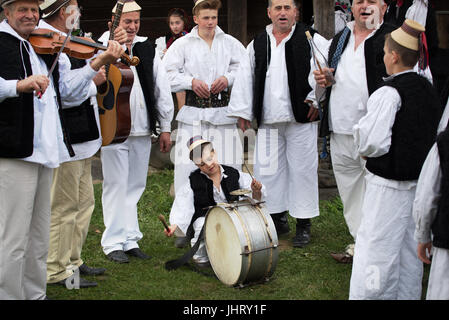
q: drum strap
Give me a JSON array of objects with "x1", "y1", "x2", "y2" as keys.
[{"x1": 164, "y1": 226, "x2": 205, "y2": 271}]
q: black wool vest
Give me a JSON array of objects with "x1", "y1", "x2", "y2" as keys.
[
  {"x1": 319, "y1": 22, "x2": 397, "y2": 137},
  {"x1": 132, "y1": 39, "x2": 158, "y2": 135},
  {"x1": 0, "y1": 32, "x2": 72, "y2": 157},
  {"x1": 189, "y1": 165, "x2": 240, "y2": 227},
  {"x1": 253, "y1": 23, "x2": 315, "y2": 127},
  {"x1": 433, "y1": 128, "x2": 449, "y2": 249},
  {"x1": 62, "y1": 57, "x2": 99, "y2": 144},
  {"x1": 366, "y1": 73, "x2": 442, "y2": 180},
  {"x1": 0, "y1": 32, "x2": 34, "y2": 158}
]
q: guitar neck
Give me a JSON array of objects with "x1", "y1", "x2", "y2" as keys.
[
  {"x1": 106, "y1": 1, "x2": 125, "y2": 73},
  {"x1": 109, "y1": 0, "x2": 125, "y2": 40}
]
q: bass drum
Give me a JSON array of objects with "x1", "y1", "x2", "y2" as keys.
[{"x1": 204, "y1": 201, "x2": 279, "y2": 287}]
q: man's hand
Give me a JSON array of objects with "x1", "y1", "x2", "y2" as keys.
[
  {"x1": 251, "y1": 179, "x2": 263, "y2": 201},
  {"x1": 164, "y1": 224, "x2": 178, "y2": 237},
  {"x1": 210, "y1": 76, "x2": 228, "y2": 94},
  {"x1": 313, "y1": 67, "x2": 334, "y2": 88},
  {"x1": 109, "y1": 22, "x2": 128, "y2": 45},
  {"x1": 159, "y1": 132, "x2": 172, "y2": 153},
  {"x1": 17, "y1": 75, "x2": 50, "y2": 96},
  {"x1": 238, "y1": 117, "x2": 252, "y2": 132},
  {"x1": 305, "y1": 100, "x2": 320, "y2": 122},
  {"x1": 417, "y1": 242, "x2": 432, "y2": 264},
  {"x1": 92, "y1": 66, "x2": 107, "y2": 86},
  {"x1": 192, "y1": 78, "x2": 210, "y2": 98},
  {"x1": 90, "y1": 40, "x2": 124, "y2": 71}
]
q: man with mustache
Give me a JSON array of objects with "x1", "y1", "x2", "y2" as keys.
[
  {"x1": 312, "y1": 0, "x2": 395, "y2": 263},
  {"x1": 0, "y1": 0, "x2": 123, "y2": 299},
  {"x1": 97, "y1": 0, "x2": 174, "y2": 264},
  {"x1": 232, "y1": 0, "x2": 321, "y2": 248}
]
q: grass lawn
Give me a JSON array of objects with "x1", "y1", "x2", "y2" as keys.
[{"x1": 45, "y1": 169, "x2": 429, "y2": 301}]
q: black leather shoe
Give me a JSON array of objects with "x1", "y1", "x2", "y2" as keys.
[
  {"x1": 107, "y1": 250, "x2": 129, "y2": 263},
  {"x1": 79, "y1": 263, "x2": 106, "y2": 276},
  {"x1": 271, "y1": 211, "x2": 290, "y2": 236},
  {"x1": 52, "y1": 277, "x2": 98, "y2": 288},
  {"x1": 125, "y1": 248, "x2": 151, "y2": 260},
  {"x1": 292, "y1": 219, "x2": 311, "y2": 248}
]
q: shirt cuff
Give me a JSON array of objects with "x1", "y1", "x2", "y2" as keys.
[
  {"x1": 183, "y1": 75, "x2": 194, "y2": 91},
  {"x1": 88, "y1": 81, "x2": 97, "y2": 97},
  {"x1": 223, "y1": 73, "x2": 234, "y2": 87},
  {"x1": 414, "y1": 228, "x2": 432, "y2": 244},
  {"x1": 159, "y1": 121, "x2": 172, "y2": 133},
  {"x1": 84, "y1": 63, "x2": 100, "y2": 80},
  {"x1": 5, "y1": 80, "x2": 19, "y2": 98}
]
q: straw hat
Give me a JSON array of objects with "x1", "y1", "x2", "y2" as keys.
[
  {"x1": 1, "y1": 0, "x2": 40, "y2": 9},
  {"x1": 39, "y1": 0, "x2": 70, "y2": 18},
  {"x1": 391, "y1": 19, "x2": 426, "y2": 51},
  {"x1": 112, "y1": 0, "x2": 141, "y2": 14},
  {"x1": 187, "y1": 135, "x2": 210, "y2": 154}
]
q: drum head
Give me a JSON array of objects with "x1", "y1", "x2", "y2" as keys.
[{"x1": 205, "y1": 207, "x2": 242, "y2": 286}]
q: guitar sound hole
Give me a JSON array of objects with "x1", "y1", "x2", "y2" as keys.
[{"x1": 103, "y1": 80, "x2": 116, "y2": 110}]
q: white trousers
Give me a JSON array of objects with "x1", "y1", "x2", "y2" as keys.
[
  {"x1": 349, "y1": 180, "x2": 423, "y2": 300},
  {"x1": 100, "y1": 136, "x2": 152, "y2": 255},
  {"x1": 330, "y1": 133, "x2": 366, "y2": 240},
  {"x1": 0, "y1": 159, "x2": 53, "y2": 300},
  {"x1": 173, "y1": 121, "x2": 243, "y2": 195},
  {"x1": 254, "y1": 122, "x2": 319, "y2": 219},
  {"x1": 426, "y1": 247, "x2": 449, "y2": 300},
  {"x1": 191, "y1": 217, "x2": 208, "y2": 263}
]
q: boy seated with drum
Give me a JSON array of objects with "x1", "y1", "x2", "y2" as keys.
[
  {"x1": 164, "y1": 136, "x2": 265, "y2": 267},
  {"x1": 349, "y1": 20, "x2": 442, "y2": 299}
]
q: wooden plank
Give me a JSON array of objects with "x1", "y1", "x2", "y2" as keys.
[
  {"x1": 227, "y1": 0, "x2": 247, "y2": 44},
  {"x1": 312, "y1": 0, "x2": 335, "y2": 39}
]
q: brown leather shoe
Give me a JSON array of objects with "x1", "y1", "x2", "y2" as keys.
[{"x1": 330, "y1": 252, "x2": 353, "y2": 264}]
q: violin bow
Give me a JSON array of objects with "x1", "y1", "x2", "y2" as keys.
[{"x1": 37, "y1": 12, "x2": 81, "y2": 99}]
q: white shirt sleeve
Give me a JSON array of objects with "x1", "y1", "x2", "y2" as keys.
[
  {"x1": 169, "y1": 182, "x2": 196, "y2": 236},
  {"x1": 222, "y1": 37, "x2": 246, "y2": 87},
  {"x1": 152, "y1": 55, "x2": 175, "y2": 132},
  {"x1": 238, "y1": 171, "x2": 267, "y2": 201},
  {"x1": 413, "y1": 143, "x2": 442, "y2": 243},
  {"x1": 438, "y1": 97, "x2": 449, "y2": 133},
  {"x1": 162, "y1": 39, "x2": 194, "y2": 92},
  {"x1": 226, "y1": 42, "x2": 254, "y2": 121},
  {"x1": 58, "y1": 53, "x2": 98, "y2": 105},
  {"x1": 0, "y1": 77, "x2": 18, "y2": 102},
  {"x1": 155, "y1": 36, "x2": 166, "y2": 60},
  {"x1": 405, "y1": 0, "x2": 429, "y2": 27},
  {"x1": 353, "y1": 86, "x2": 402, "y2": 158}
]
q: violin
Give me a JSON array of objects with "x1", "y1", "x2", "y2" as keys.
[{"x1": 28, "y1": 28, "x2": 140, "y2": 67}]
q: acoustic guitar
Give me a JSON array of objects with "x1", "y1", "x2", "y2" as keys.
[{"x1": 97, "y1": 0, "x2": 133, "y2": 146}]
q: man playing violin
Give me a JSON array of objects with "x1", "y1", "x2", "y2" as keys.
[
  {"x1": 37, "y1": 0, "x2": 128, "y2": 290},
  {"x1": 97, "y1": 0, "x2": 174, "y2": 264},
  {"x1": 0, "y1": 0, "x2": 123, "y2": 299}
]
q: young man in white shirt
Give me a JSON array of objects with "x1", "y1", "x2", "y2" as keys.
[
  {"x1": 98, "y1": 0, "x2": 174, "y2": 264},
  {"x1": 163, "y1": 0, "x2": 250, "y2": 248},
  {"x1": 350, "y1": 19, "x2": 441, "y2": 299}
]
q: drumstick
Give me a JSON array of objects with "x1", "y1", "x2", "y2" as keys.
[
  {"x1": 243, "y1": 161, "x2": 255, "y2": 180},
  {"x1": 158, "y1": 214, "x2": 171, "y2": 233}
]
